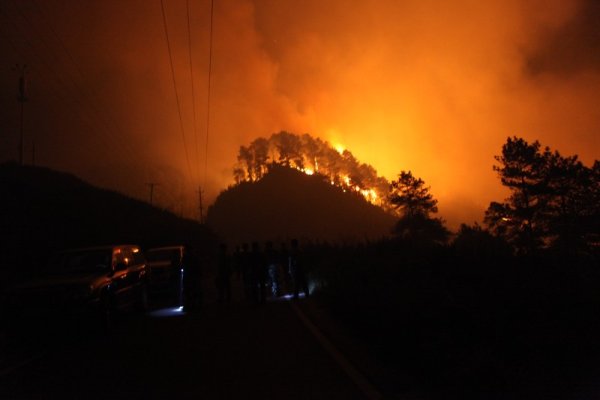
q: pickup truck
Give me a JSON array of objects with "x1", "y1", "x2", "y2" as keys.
[{"x1": 5, "y1": 245, "x2": 148, "y2": 331}]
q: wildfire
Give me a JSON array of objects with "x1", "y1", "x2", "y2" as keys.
[
  {"x1": 361, "y1": 189, "x2": 378, "y2": 202},
  {"x1": 235, "y1": 132, "x2": 389, "y2": 208},
  {"x1": 295, "y1": 168, "x2": 380, "y2": 205}
]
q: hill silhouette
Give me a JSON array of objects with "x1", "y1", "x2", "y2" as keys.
[
  {"x1": 206, "y1": 165, "x2": 396, "y2": 244},
  {"x1": 0, "y1": 162, "x2": 216, "y2": 285}
]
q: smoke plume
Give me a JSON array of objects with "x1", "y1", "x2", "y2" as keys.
[{"x1": 0, "y1": 0, "x2": 598, "y2": 227}]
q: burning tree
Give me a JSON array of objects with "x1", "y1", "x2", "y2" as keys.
[{"x1": 233, "y1": 131, "x2": 392, "y2": 208}]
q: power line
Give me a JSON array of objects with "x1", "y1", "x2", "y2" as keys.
[
  {"x1": 28, "y1": 0, "x2": 140, "y2": 163},
  {"x1": 1, "y1": 1, "x2": 137, "y2": 169},
  {"x1": 204, "y1": 0, "x2": 214, "y2": 188},
  {"x1": 186, "y1": 0, "x2": 200, "y2": 180},
  {"x1": 160, "y1": 0, "x2": 194, "y2": 185}
]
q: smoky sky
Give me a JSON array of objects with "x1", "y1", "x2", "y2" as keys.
[{"x1": 0, "y1": 0, "x2": 598, "y2": 228}]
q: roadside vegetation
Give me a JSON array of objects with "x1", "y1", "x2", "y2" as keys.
[
  {"x1": 2, "y1": 133, "x2": 598, "y2": 397},
  {"x1": 300, "y1": 136, "x2": 599, "y2": 397}
]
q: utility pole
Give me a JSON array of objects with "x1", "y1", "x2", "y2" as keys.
[
  {"x1": 146, "y1": 182, "x2": 159, "y2": 206},
  {"x1": 198, "y1": 186, "x2": 204, "y2": 224},
  {"x1": 15, "y1": 64, "x2": 28, "y2": 166}
]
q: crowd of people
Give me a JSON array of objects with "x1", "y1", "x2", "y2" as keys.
[
  {"x1": 223, "y1": 238, "x2": 309, "y2": 305},
  {"x1": 181, "y1": 239, "x2": 309, "y2": 311}
]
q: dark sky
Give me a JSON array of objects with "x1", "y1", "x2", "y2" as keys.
[{"x1": 1, "y1": 0, "x2": 598, "y2": 227}]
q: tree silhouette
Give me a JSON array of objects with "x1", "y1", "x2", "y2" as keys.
[
  {"x1": 237, "y1": 145, "x2": 253, "y2": 181},
  {"x1": 389, "y1": 171, "x2": 448, "y2": 243},
  {"x1": 300, "y1": 133, "x2": 322, "y2": 172},
  {"x1": 485, "y1": 136, "x2": 599, "y2": 256},
  {"x1": 233, "y1": 131, "x2": 393, "y2": 208},
  {"x1": 389, "y1": 171, "x2": 438, "y2": 217},
  {"x1": 452, "y1": 223, "x2": 511, "y2": 261},
  {"x1": 272, "y1": 131, "x2": 303, "y2": 168},
  {"x1": 485, "y1": 137, "x2": 547, "y2": 254}
]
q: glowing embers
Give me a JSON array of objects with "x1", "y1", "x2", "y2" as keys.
[
  {"x1": 361, "y1": 189, "x2": 378, "y2": 203},
  {"x1": 295, "y1": 166, "x2": 315, "y2": 176},
  {"x1": 294, "y1": 166, "x2": 381, "y2": 205}
]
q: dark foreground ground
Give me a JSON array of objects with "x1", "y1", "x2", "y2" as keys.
[
  {"x1": 2, "y1": 277, "x2": 600, "y2": 400},
  {"x1": 1, "y1": 280, "x2": 372, "y2": 399}
]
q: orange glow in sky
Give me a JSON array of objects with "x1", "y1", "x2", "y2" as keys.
[{"x1": 0, "y1": 0, "x2": 598, "y2": 228}]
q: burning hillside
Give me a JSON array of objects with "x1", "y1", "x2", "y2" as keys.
[
  {"x1": 206, "y1": 165, "x2": 396, "y2": 244},
  {"x1": 233, "y1": 131, "x2": 392, "y2": 210}
]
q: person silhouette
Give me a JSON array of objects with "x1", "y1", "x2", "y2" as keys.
[
  {"x1": 240, "y1": 242, "x2": 253, "y2": 301},
  {"x1": 289, "y1": 239, "x2": 309, "y2": 299},
  {"x1": 216, "y1": 243, "x2": 232, "y2": 304},
  {"x1": 279, "y1": 242, "x2": 291, "y2": 295},
  {"x1": 232, "y1": 245, "x2": 243, "y2": 280},
  {"x1": 256, "y1": 243, "x2": 268, "y2": 304},
  {"x1": 182, "y1": 245, "x2": 202, "y2": 312},
  {"x1": 249, "y1": 242, "x2": 264, "y2": 304},
  {"x1": 265, "y1": 241, "x2": 280, "y2": 298}
]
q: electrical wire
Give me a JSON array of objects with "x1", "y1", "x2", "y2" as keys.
[
  {"x1": 29, "y1": 0, "x2": 139, "y2": 162},
  {"x1": 186, "y1": 0, "x2": 200, "y2": 181},
  {"x1": 204, "y1": 0, "x2": 214, "y2": 188},
  {"x1": 160, "y1": 0, "x2": 194, "y2": 185},
  {"x1": 0, "y1": 2, "x2": 134, "y2": 168},
  {"x1": 3, "y1": 0, "x2": 209, "y2": 209}
]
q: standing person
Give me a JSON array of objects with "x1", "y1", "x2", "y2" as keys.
[
  {"x1": 182, "y1": 245, "x2": 202, "y2": 312},
  {"x1": 249, "y1": 242, "x2": 263, "y2": 304},
  {"x1": 240, "y1": 242, "x2": 252, "y2": 301},
  {"x1": 289, "y1": 239, "x2": 309, "y2": 299},
  {"x1": 265, "y1": 241, "x2": 280, "y2": 298},
  {"x1": 250, "y1": 241, "x2": 267, "y2": 304},
  {"x1": 257, "y1": 242, "x2": 268, "y2": 304},
  {"x1": 232, "y1": 245, "x2": 243, "y2": 280},
  {"x1": 216, "y1": 243, "x2": 232, "y2": 304},
  {"x1": 170, "y1": 249, "x2": 184, "y2": 306},
  {"x1": 279, "y1": 242, "x2": 291, "y2": 295}
]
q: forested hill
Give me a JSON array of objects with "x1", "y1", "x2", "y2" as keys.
[
  {"x1": 206, "y1": 165, "x2": 397, "y2": 244},
  {"x1": 0, "y1": 162, "x2": 215, "y2": 283}
]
